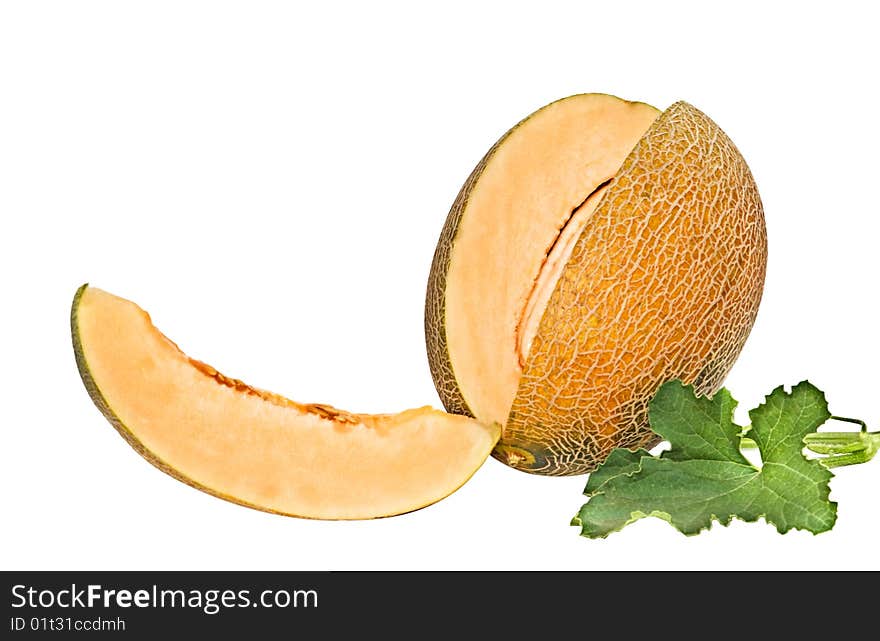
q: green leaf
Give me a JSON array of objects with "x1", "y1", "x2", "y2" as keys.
[
  {"x1": 573, "y1": 380, "x2": 836, "y2": 538},
  {"x1": 584, "y1": 447, "x2": 649, "y2": 493}
]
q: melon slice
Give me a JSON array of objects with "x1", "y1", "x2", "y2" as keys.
[
  {"x1": 72, "y1": 285, "x2": 499, "y2": 520},
  {"x1": 425, "y1": 93, "x2": 767, "y2": 476}
]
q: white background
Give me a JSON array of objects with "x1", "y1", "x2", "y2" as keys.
[{"x1": 2, "y1": 1, "x2": 878, "y2": 571}]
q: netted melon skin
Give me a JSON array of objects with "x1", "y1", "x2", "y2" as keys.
[{"x1": 501, "y1": 102, "x2": 767, "y2": 475}]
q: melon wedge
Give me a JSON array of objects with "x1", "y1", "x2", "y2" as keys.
[{"x1": 71, "y1": 285, "x2": 500, "y2": 520}]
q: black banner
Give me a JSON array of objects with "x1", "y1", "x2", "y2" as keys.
[{"x1": 1, "y1": 570, "x2": 865, "y2": 635}]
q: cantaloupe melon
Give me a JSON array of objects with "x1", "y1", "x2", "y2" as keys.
[
  {"x1": 72, "y1": 285, "x2": 499, "y2": 519},
  {"x1": 425, "y1": 93, "x2": 767, "y2": 476}
]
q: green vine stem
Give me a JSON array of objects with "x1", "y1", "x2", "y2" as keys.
[
  {"x1": 741, "y1": 416, "x2": 879, "y2": 468},
  {"x1": 803, "y1": 416, "x2": 879, "y2": 468}
]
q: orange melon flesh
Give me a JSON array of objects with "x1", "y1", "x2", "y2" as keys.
[
  {"x1": 72, "y1": 285, "x2": 500, "y2": 520},
  {"x1": 443, "y1": 95, "x2": 661, "y2": 427}
]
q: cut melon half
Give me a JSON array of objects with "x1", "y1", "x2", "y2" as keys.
[
  {"x1": 425, "y1": 93, "x2": 767, "y2": 475},
  {"x1": 71, "y1": 285, "x2": 500, "y2": 520}
]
